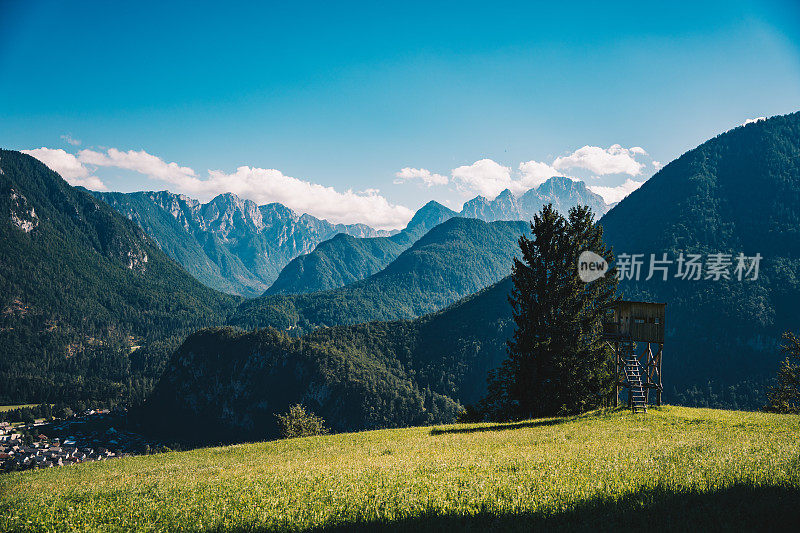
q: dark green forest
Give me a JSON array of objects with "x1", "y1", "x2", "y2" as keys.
[
  {"x1": 0, "y1": 150, "x2": 239, "y2": 406},
  {"x1": 145, "y1": 278, "x2": 518, "y2": 443},
  {"x1": 601, "y1": 111, "x2": 800, "y2": 404}
]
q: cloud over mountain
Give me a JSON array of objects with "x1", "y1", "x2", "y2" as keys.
[
  {"x1": 588, "y1": 178, "x2": 645, "y2": 203},
  {"x1": 394, "y1": 167, "x2": 448, "y2": 187},
  {"x1": 451, "y1": 159, "x2": 513, "y2": 197},
  {"x1": 24, "y1": 147, "x2": 413, "y2": 230},
  {"x1": 20, "y1": 148, "x2": 107, "y2": 190},
  {"x1": 553, "y1": 144, "x2": 647, "y2": 176},
  {"x1": 433, "y1": 143, "x2": 653, "y2": 200}
]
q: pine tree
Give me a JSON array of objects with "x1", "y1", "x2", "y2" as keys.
[
  {"x1": 766, "y1": 332, "x2": 800, "y2": 413},
  {"x1": 483, "y1": 204, "x2": 617, "y2": 420}
]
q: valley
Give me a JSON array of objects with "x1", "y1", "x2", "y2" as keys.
[{"x1": 5, "y1": 5, "x2": 800, "y2": 530}]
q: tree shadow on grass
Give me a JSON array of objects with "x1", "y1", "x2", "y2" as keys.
[
  {"x1": 215, "y1": 483, "x2": 800, "y2": 533},
  {"x1": 429, "y1": 407, "x2": 639, "y2": 437},
  {"x1": 429, "y1": 418, "x2": 565, "y2": 436}
]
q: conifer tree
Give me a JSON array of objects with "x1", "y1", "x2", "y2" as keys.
[
  {"x1": 766, "y1": 332, "x2": 800, "y2": 413},
  {"x1": 483, "y1": 204, "x2": 617, "y2": 419}
]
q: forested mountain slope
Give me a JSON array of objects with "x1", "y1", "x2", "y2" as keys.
[
  {"x1": 601, "y1": 111, "x2": 800, "y2": 402},
  {"x1": 229, "y1": 218, "x2": 527, "y2": 333},
  {"x1": 145, "y1": 278, "x2": 514, "y2": 441},
  {"x1": 264, "y1": 201, "x2": 457, "y2": 295},
  {"x1": 0, "y1": 150, "x2": 239, "y2": 406}
]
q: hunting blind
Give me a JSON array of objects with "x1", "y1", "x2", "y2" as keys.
[{"x1": 602, "y1": 301, "x2": 666, "y2": 413}]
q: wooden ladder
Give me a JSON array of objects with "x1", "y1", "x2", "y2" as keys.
[{"x1": 622, "y1": 341, "x2": 647, "y2": 413}]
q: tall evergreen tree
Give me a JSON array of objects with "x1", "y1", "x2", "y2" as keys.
[
  {"x1": 766, "y1": 332, "x2": 800, "y2": 413},
  {"x1": 483, "y1": 204, "x2": 617, "y2": 419}
]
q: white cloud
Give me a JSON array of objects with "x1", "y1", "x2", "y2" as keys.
[
  {"x1": 588, "y1": 178, "x2": 645, "y2": 204},
  {"x1": 22, "y1": 148, "x2": 88, "y2": 179},
  {"x1": 394, "y1": 167, "x2": 448, "y2": 187},
  {"x1": 451, "y1": 159, "x2": 513, "y2": 198},
  {"x1": 198, "y1": 166, "x2": 413, "y2": 230},
  {"x1": 450, "y1": 158, "x2": 564, "y2": 197},
  {"x1": 29, "y1": 147, "x2": 412, "y2": 230},
  {"x1": 518, "y1": 160, "x2": 560, "y2": 189},
  {"x1": 78, "y1": 148, "x2": 197, "y2": 184},
  {"x1": 652, "y1": 160, "x2": 663, "y2": 170},
  {"x1": 21, "y1": 147, "x2": 108, "y2": 190},
  {"x1": 553, "y1": 144, "x2": 645, "y2": 176},
  {"x1": 742, "y1": 116, "x2": 766, "y2": 126},
  {"x1": 60, "y1": 134, "x2": 81, "y2": 146},
  {"x1": 71, "y1": 175, "x2": 108, "y2": 190}
]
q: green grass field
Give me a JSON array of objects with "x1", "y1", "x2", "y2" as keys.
[{"x1": 2, "y1": 406, "x2": 799, "y2": 532}]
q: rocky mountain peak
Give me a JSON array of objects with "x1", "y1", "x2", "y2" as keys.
[{"x1": 405, "y1": 201, "x2": 457, "y2": 236}]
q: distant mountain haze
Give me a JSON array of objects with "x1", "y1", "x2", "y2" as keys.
[
  {"x1": 230, "y1": 217, "x2": 530, "y2": 333},
  {"x1": 90, "y1": 176, "x2": 606, "y2": 297},
  {"x1": 460, "y1": 177, "x2": 607, "y2": 222},
  {"x1": 91, "y1": 190, "x2": 392, "y2": 297},
  {"x1": 267, "y1": 178, "x2": 606, "y2": 296}
]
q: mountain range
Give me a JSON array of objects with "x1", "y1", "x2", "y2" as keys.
[
  {"x1": 0, "y1": 149, "x2": 534, "y2": 409},
  {"x1": 460, "y1": 176, "x2": 607, "y2": 221},
  {"x1": 144, "y1": 111, "x2": 800, "y2": 442},
  {"x1": 266, "y1": 177, "x2": 606, "y2": 296},
  {"x1": 230, "y1": 217, "x2": 529, "y2": 333},
  {"x1": 93, "y1": 176, "x2": 606, "y2": 297},
  {"x1": 91, "y1": 190, "x2": 392, "y2": 297},
  {"x1": 6, "y1": 110, "x2": 799, "y2": 439}
]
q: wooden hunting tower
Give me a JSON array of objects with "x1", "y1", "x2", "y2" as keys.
[{"x1": 602, "y1": 301, "x2": 666, "y2": 413}]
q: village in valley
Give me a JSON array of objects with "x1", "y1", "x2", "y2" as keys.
[{"x1": 0, "y1": 409, "x2": 163, "y2": 472}]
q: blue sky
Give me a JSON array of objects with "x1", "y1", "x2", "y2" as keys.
[{"x1": 2, "y1": 0, "x2": 799, "y2": 228}]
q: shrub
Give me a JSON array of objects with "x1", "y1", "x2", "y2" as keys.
[{"x1": 276, "y1": 404, "x2": 329, "y2": 439}]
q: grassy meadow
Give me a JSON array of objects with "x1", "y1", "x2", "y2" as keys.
[
  {"x1": 0, "y1": 405, "x2": 39, "y2": 412},
  {"x1": 1, "y1": 406, "x2": 799, "y2": 532}
]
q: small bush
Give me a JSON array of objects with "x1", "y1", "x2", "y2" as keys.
[{"x1": 276, "y1": 404, "x2": 329, "y2": 439}]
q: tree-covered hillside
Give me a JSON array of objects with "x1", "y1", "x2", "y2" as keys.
[
  {"x1": 0, "y1": 150, "x2": 239, "y2": 406},
  {"x1": 145, "y1": 277, "x2": 515, "y2": 442},
  {"x1": 144, "y1": 326, "x2": 462, "y2": 441},
  {"x1": 265, "y1": 200, "x2": 457, "y2": 295},
  {"x1": 230, "y1": 218, "x2": 527, "y2": 333},
  {"x1": 601, "y1": 111, "x2": 800, "y2": 403}
]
